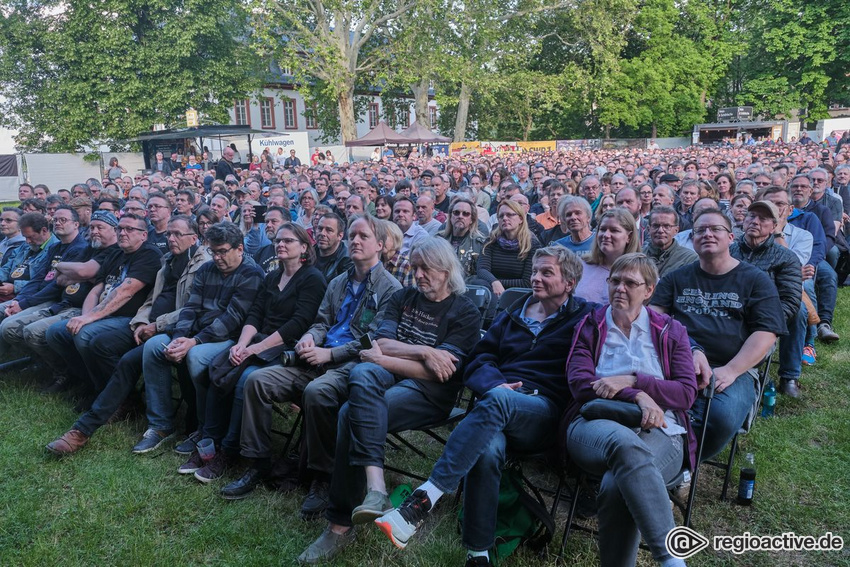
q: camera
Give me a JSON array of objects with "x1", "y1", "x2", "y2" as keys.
[{"x1": 280, "y1": 350, "x2": 298, "y2": 366}]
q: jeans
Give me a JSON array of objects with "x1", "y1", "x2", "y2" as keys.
[
  {"x1": 142, "y1": 335, "x2": 233, "y2": 433},
  {"x1": 301, "y1": 361, "x2": 358, "y2": 476},
  {"x1": 428, "y1": 388, "x2": 560, "y2": 551},
  {"x1": 0, "y1": 304, "x2": 77, "y2": 370},
  {"x1": 779, "y1": 305, "x2": 806, "y2": 380},
  {"x1": 325, "y1": 362, "x2": 458, "y2": 527},
  {"x1": 75, "y1": 345, "x2": 143, "y2": 437},
  {"x1": 203, "y1": 363, "x2": 270, "y2": 453},
  {"x1": 689, "y1": 371, "x2": 756, "y2": 462},
  {"x1": 815, "y1": 259, "x2": 837, "y2": 324},
  {"x1": 185, "y1": 340, "x2": 235, "y2": 439},
  {"x1": 567, "y1": 416, "x2": 684, "y2": 565},
  {"x1": 45, "y1": 316, "x2": 134, "y2": 392}
]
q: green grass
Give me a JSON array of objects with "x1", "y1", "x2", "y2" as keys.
[{"x1": 2, "y1": 295, "x2": 850, "y2": 566}]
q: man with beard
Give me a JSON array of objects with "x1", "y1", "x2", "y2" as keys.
[{"x1": 314, "y1": 214, "x2": 353, "y2": 282}]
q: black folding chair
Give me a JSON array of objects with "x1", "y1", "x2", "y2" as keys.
[
  {"x1": 703, "y1": 350, "x2": 773, "y2": 500},
  {"x1": 464, "y1": 285, "x2": 492, "y2": 331},
  {"x1": 271, "y1": 402, "x2": 305, "y2": 456}
]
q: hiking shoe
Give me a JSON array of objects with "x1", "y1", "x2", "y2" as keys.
[
  {"x1": 301, "y1": 479, "x2": 330, "y2": 520},
  {"x1": 46, "y1": 429, "x2": 90, "y2": 456},
  {"x1": 194, "y1": 451, "x2": 232, "y2": 484},
  {"x1": 465, "y1": 555, "x2": 491, "y2": 567},
  {"x1": 817, "y1": 322, "x2": 839, "y2": 343},
  {"x1": 351, "y1": 490, "x2": 392, "y2": 525},
  {"x1": 178, "y1": 451, "x2": 204, "y2": 475},
  {"x1": 802, "y1": 345, "x2": 816, "y2": 366},
  {"x1": 296, "y1": 525, "x2": 356, "y2": 564},
  {"x1": 131, "y1": 428, "x2": 174, "y2": 454},
  {"x1": 174, "y1": 431, "x2": 201, "y2": 456},
  {"x1": 374, "y1": 489, "x2": 432, "y2": 549},
  {"x1": 221, "y1": 468, "x2": 268, "y2": 500}
]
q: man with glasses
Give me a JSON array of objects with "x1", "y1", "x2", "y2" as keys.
[
  {"x1": 0, "y1": 207, "x2": 25, "y2": 263},
  {"x1": 0, "y1": 207, "x2": 86, "y2": 377},
  {"x1": 643, "y1": 205, "x2": 696, "y2": 278},
  {"x1": 578, "y1": 175, "x2": 602, "y2": 214},
  {"x1": 44, "y1": 213, "x2": 162, "y2": 411},
  {"x1": 145, "y1": 193, "x2": 172, "y2": 254},
  {"x1": 650, "y1": 208, "x2": 785, "y2": 461},
  {"x1": 789, "y1": 174, "x2": 840, "y2": 344},
  {"x1": 133, "y1": 223, "x2": 263, "y2": 454},
  {"x1": 46, "y1": 216, "x2": 212, "y2": 456},
  {"x1": 809, "y1": 168, "x2": 843, "y2": 241},
  {"x1": 439, "y1": 196, "x2": 486, "y2": 279}
]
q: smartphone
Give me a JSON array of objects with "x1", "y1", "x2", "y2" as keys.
[
  {"x1": 253, "y1": 205, "x2": 267, "y2": 224},
  {"x1": 360, "y1": 334, "x2": 373, "y2": 350}
]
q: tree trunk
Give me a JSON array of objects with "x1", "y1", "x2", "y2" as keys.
[
  {"x1": 523, "y1": 115, "x2": 533, "y2": 141},
  {"x1": 453, "y1": 81, "x2": 471, "y2": 142},
  {"x1": 411, "y1": 79, "x2": 430, "y2": 128},
  {"x1": 604, "y1": 123, "x2": 611, "y2": 139},
  {"x1": 651, "y1": 122, "x2": 657, "y2": 139},
  {"x1": 337, "y1": 82, "x2": 357, "y2": 147}
]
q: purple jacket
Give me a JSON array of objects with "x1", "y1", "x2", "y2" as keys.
[{"x1": 563, "y1": 306, "x2": 699, "y2": 472}]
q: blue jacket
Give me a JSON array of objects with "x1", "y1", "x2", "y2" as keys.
[
  {"x1": 787, "y1": 208, "x2": 826, "y2": 266},
  {"x1": 0, "y1": 234, "x2": 58, "y2": 295},
  {"x1": 16, "y1": 233, "x2": 89, "y2": 310},
  {"x1": 463, "y1": 292, "x2": 596, "y2": 411}
]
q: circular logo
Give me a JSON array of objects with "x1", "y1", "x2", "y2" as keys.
[{"x1": 666, "y1": 526, "x2": 710, "y2": 559}]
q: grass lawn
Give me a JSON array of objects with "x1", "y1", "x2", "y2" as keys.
[{"x1": 1, "y1": 295, "x2": 849, "y2": 566}]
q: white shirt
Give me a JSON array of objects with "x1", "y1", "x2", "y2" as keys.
[
  {"x1": 401, "y1": 222, "x2": 429, "y2": 255},
  {"x1": 596, "y1": 306, "x2": 687, "y2": 437}
]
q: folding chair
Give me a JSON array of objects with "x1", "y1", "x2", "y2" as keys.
[
  {"x1": 703, "y1": 351, "x2": 773, "y2": 500},
  {"x1": 271, "y1": 403, "x2": 305, "y2": 456},
  {"x1": 384, "y1": 387, "x2": 475, "y2": 482},
  {"x1": 464, "y1": 285, "x2": 492, "y2": 331},
  {"x1": 497, "y1": 287, "x2": 532, "y2": 313},
  {"x1": 557, "y1": 373, "x2": 717, "y2": 558},
  {"x1": 0, "y1": 356, "x2": 32, "y2": 373}
]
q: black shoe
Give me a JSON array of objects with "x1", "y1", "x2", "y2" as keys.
[
  {"x1": 465, "y1": 555, "x2": 491, "y2": 567},
  {"x1": 780, "y1": 378, "x2": 801, "y2": 398},
  {"x1": 221, "y1": 468, "x2": 269, "y2": 500},
  {"x1": 43, "y1": 373, "x2": 72, "y2": 394},
  {"x1": 301, "y1": 479, "x2": 330, "y2": 520}
]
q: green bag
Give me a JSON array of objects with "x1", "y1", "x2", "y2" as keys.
[{"x1": 458, "y1": 461, "x2": 556, "y2": 562}]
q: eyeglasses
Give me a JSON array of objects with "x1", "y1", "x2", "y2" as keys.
[
  {"x1": 606, "y1": 277, "x2": 647, "y2": 289},
  {"x1": 167, "y1": 231, "x2": 194, "y2": 238},
  {"x1": 0, "y1": 217, "x2": 18, "y2": 223},
  {"x1": 275, "y1": 237, "x2": 300, "y2": 245},
  {"x1": 693, "y1": 225, "x2": 732, "y2": 236},
  {"x1": 812, "y1": 177, "x2": 828, "y2": 183},
  {"x1": 650, "y1": 223, "x2": 676, "y2": 231},
  {"x1": 147, "y1": 203, "x2": 169, "y2": 210},
  {"x1": 498, "y1": 212, "x2": 519, "y2": 219},
  {"x1": 210, "y1": 246, "x2": 234, "y2": 258},
  {"x1": 116, "y1": 225, "x2": 147, "y2": 233},
  {"x1": 123, "y1": 207, "x2": 145, "y2": 214},
  {"x1": 754, "y1": 181, "x2": 771, "y2": 186},
  {"x1": 52, "y1": 217, "x2": 75, "y2": 224},
  {"x1": 452, "y1": 210, "x2": 472, "y2": 217}
]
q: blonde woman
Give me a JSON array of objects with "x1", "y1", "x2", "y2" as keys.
[
  {"x1": 474, "y1": 199, "x2": 540, "y2": 296},
  {"x1": 575, "y1": 207, "x2": 640, "y2": 305}
]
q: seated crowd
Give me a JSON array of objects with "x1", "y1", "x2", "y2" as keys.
[{"x1": 2, "y1": 139, "x2": 846, "y2": 567}]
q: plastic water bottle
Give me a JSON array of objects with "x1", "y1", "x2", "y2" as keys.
[
  {"x1": 761, "y1": 381, "x2": 776, "y2": 418},
  {"x1": 737, "y1": 453, "x2": 756, "y2": 505}
]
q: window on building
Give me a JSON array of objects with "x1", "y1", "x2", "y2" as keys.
[
  {"x1": 283, "y1": 98, "x2": 297, "y2": 129},
  {"x1": 306, "y1": 103, "x2": 318, "y2": 129},
  {"x1": 234, "y1": 100, "x2": 250, "y2": 126},
  {"x1": 398, "y1": 106, "x2": 410, "y2": 128},
  {"x1": 428, "y1": 106, "x2": 437, "y2": 130},
  {"x1": 369, "y1": 103, "x2": 379, "y2": 129},
  {"x1": 260, "y1": 98, "x2": 275, "y2": 129}
]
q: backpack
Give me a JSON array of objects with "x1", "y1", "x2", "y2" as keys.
[{"x1": 458, "y1": 460, "x2": 556, "y2": 562}]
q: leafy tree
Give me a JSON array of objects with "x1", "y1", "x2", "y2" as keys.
[{"x1": 0, "y1": 0, "x2": 262, "y2": 151}]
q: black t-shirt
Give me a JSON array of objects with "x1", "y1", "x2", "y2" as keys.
[
  {"x1": 253, "y1": 243, "x2": 279, "y2": 275},
  {"x1": 147, "y1": 227, "x2": 170, "y2": 256},
  {"x1": 375, "y1": 287, "x2": 481, "y2": 379},
  {"x1": 150, "y1": 247, "x2": 194, "y2": 321},
  {"x1": 59, "y1": 243, "x2": 120, "y2": 307},
  {"x1": 94, "y1": 242, "x2": 163, "y2": 317},
  {"x1": 650, "y1": 261, "x2": 786, "y2": 367},
  {"x1": 435, "y1": 196, "x2": 451, "y2": 214}
]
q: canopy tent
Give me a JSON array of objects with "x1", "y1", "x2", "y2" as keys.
[
  {"x1": 344, "y1": 121, "x2": 415, "y2": 147},
  {"x1": 401, "y1": 122, "x2": 451, "y2": 143}
]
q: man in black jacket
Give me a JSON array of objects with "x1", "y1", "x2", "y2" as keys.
[{"x1": 314, "y1": 213, "x2": 352, "y2": 282}]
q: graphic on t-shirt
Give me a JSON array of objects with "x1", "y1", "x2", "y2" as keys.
[
  {"x1": 675, "y1": 288, "x2": 742, "y2": 318},
  {"x1": 100, "y1": 263, "x2": 129, "y2": 302},
  {"x1": 397, "y1": 303, "x2": 444, "y2": 346}
]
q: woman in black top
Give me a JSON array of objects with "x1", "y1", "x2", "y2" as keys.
[
  {"x1": 200, "y1": 222, "x2": 327, "y2": 477},
  {"x1": 474, "y1": 199, "x2": 540, "y2": 297}
]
